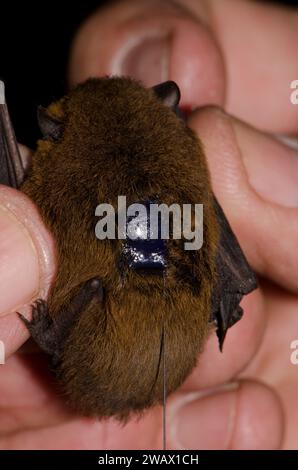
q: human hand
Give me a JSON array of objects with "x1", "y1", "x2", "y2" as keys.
[{"x1": 1, "y1": 0, "x2": 297, "y2": 449}]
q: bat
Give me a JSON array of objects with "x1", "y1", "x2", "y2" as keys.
[{"x1": 0, "y1": 77, "x2": 257, "y2": 421}]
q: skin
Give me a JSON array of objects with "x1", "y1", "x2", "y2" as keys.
[{"x1": 0, "y1": 0, "x2": 297, "y2": 449}]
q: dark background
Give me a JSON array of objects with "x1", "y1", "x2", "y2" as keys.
[{"x1": 0, "y1": 0, "x2": 297, "y2": 147}]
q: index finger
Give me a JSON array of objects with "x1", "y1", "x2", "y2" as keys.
[{"x1": 69, "y1": 0, "x2": 298, "y2": 134}]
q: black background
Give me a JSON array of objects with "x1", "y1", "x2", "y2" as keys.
[{"x1": 0, "y1": 0, "x2": 297, "y2": 147}]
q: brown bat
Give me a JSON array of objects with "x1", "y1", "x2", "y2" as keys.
[{"x1": 0, "y1": 78, "x2": 257, "y2": 420}]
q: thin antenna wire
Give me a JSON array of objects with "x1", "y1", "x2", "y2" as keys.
[
  {"x1": 161, "y1": 271, "x2": 167, "y2": 451},
  {"x1": 162, "y1": 325, "x2": 167, "y2": 450}
]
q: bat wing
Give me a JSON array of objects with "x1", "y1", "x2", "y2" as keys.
[
  {"x1": 211, "y1": 198, "x2": 257, "y2": 350},
  {"x1": 0, "y1": 81, "x2": 25, "y2": 188}
]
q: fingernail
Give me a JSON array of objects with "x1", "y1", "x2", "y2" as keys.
[
  {"x1": 117, "y1": 35, "x2": 171, "y2": 86},
  {"x1": 275, "y1": 134, "x2": 298, "y2": 151},
  {"x1": 171, "y1": 382, "x2": 239, "y2": 450},
  {"x1": 235, "y1": 125, "x2": 298, "y2": 208},
  {"x1": 0, "y1": 204, "x2": 39, "y2": 315}
]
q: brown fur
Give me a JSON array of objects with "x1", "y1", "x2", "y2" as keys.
[{"x1": 21, "y1": 77, "x2": 219, "y2": 419}]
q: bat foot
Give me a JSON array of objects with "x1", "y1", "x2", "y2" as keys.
[
  {"x1": 18, "y1": 277, "x2": 104, "y2": 365},
  {"x1": 215, "y1": 300, "x2": 244, "y2": 352},
  {"x1": 18, "y1": 299, "x2": 60, "y2": 362}
]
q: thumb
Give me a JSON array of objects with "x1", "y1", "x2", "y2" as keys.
[
  {"x1": 167, "y1": 380, "x2": 283, "y2": 450},
  {"x1": 0, "y1": 181, "x2": 56, "y2": 358}
]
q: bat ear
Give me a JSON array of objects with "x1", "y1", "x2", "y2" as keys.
[
  {"x1": 151, "y1": 81, "x2": 181, "y2": 110},
  {"x1": 37, "y1": 106, "x2": 64, "y2": 141}
]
